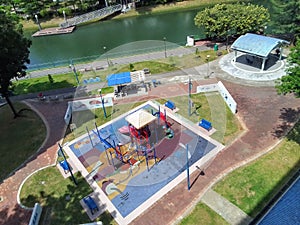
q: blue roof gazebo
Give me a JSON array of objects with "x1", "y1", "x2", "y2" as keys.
[
  {"x1": 231, "y1": 33, "x2": 289, "y2": 71},
  {"x1": 107, "y1": 72, "x2": 131, "y2": 86}
]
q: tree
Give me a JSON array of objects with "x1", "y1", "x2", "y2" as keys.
[
  {"x1": 0, "y1": 10, "x2": 31, "y2": 117},
  {"x1": 271, "y1": 0, "x2": 300, "y2": 44},
  {"x1": 276, "y1": 39, "x2": 300, "y2": 97},
  {"x1": 194, "y1": 3, "x2": 270, "y2": 40}
]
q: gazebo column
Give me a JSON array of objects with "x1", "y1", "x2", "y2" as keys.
[
  {"x1": 261, "y1": 58, "x2": 266, "y2": 71},
  {"x1": 279, "y1": 47, "x2": 283, "y2": 60},
  {"x1": 233, "y1": 50, "x2": 237, "y2": 62}
]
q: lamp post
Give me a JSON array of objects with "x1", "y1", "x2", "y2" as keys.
[
  {"x1": 98, "y1": 89, "x2": 107, "y2": 118},
  {"x1": 58, "y1": 143, "x2": 77, "y2": 186},
  {"x1": 34, "y1": 14, "x2": 42, "y2": 31},
  {"x1": 63, "y1": 10, "x2": 67, "y2": 23},
  {"x1": 69, "y1": 61, "x2": 79, "y2": 85},
  {"x1": 163, "y1": 37, "x2": 167, "y2": 58},
  {"x1": 188, "y1": 76, "x2": 192, "y2": 117},
  {"x1": 103, "y1": 46, "x2": 109, "y2": 67},
  {"x1": 180, "y1": 143, "x2": 190, "y2": 190},
  {"x1": 206, "y1": 55, "x2": 210, "y2": 77}
]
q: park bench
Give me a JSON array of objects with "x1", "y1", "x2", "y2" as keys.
[
  {"x1": 165, "y1": 100, "x2": 176, "y2": 110},
  {"x1": 199, "y1": 119, "x2": 212, "y2": 131},
  {"x1": 83, "y1": 196, "x2": 99, "y2": 215}
]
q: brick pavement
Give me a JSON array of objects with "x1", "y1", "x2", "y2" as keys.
[{"x1": 0, "y1": 79, "x2": 299, "y2": 225}]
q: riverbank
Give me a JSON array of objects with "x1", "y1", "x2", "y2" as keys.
[{"x1": 22, "y1": 0, "x2": 240, "y2": 34}]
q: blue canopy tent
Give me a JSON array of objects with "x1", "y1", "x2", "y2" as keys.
[
  {"x1": 231, "y1": 33, "x2": 289, "y2": 71},
  {"x1": 107, "y1": 72, "x2": 131, "y2": 86}
]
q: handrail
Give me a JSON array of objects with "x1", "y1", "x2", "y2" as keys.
[{"x1": 60, "y1": 4, "x2": 122, "y2": 28}]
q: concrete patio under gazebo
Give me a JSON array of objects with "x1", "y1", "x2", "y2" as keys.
[{"x1": 230, "y1": 33, "x2": 289, "y2": 71}]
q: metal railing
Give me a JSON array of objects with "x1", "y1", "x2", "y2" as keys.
[{"x1": 60, "y1": 4, "x2": 122, "y2": 28}]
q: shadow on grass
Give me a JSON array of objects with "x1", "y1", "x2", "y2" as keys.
[
  {"x1": 19, "y1": 173, "x2": 116, "y2": 225},
  {"x1": 272, "y1": 107, "x2": 300, "y2": 143},
  {"x1": 13, "y1": 80, "x2": 76, "y2": 96}
]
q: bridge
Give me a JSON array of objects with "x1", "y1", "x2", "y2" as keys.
[{"x1": 60, "y1": 4, "x2": 122, "y2": 28}]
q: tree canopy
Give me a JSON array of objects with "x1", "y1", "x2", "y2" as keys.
[
  {"x1": 276, "y1": 40, "x2": 300, "y2": 97},
  {"x1": 194, "y1": 3, "x2": 270, "y2": 40},
  {"x1": 271, "y1": 0, "x2": 300, "y2": 43},
  {"x1": 0, "y1": 10, "x2": 31, "y2": 117}
]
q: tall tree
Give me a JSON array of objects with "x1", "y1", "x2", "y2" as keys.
[
  {"x1": 0, "y1": 10, "x2": 31, "y2": 117},
  {"x1": 276, "y1": 39, "x2": 300, "y2": 97},
  {"x1": 194, "y1": 3, "x2": 270, "y2": 40},
  {"x1": 271, "y1": 0, "x2": 300, "y2": 44}
]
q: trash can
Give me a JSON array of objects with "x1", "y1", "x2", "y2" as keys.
[{"x1": 214, "y1": 43, "x2": 219, "y2": 51}]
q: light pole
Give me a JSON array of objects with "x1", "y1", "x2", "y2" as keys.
[
  {"x1": 103, "y1": 46, "x2": 109, "y2": 67},
  {"x1": 98, "y1": 89, "x2": 107, "y2": 118},
  {"x1": 180, "y1": 143, "x2": 190, "y2": 190},
  {"x1": 63, "y1": 10, "x2": 67, "y2": 23},
  {"x1": 69, "y1": 61, "x2": 79, "y2": 85},
  {"x1": 188, "y1": 76, "x2": 192, "y2": 117},
  {"x1": 206, "y1": 55, "x2": 210, "y2": 77},
  {"x1": 34, "y1": 14, "x2": 42, "y2": 31},
  {"x1": 163, "y1": 37, "x2": 167, "y2": 58},
  {"x1": 58, "y1": 143, "x2": 77, "y2": 186}
]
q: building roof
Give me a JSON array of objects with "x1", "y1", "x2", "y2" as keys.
[
  {"x1": 107, "y1": 72, "x2": 131, "y2": 86},
  {"x1": 125, "y1": 110, "x2": 156, "y2": 129},
  {"x1": 231, "y1": 33, "x2": 289, "y2": 58}
]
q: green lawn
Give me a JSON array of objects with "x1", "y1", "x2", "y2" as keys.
[
  {"x1": 180, "y1": 202, "x2": 229, "y2": 225},
  {"x1": 12, "y1": 73, "x2": 80, "y2": 95},
  {"x1": 213, "y1": 121, "x2": 300, "y2": 217},
  {"x1": 19, "y1": 166, "x2": 117, "y2": 225},
  {"x1": 0, "y1": 102, "x2": 46, "y2": 181}
]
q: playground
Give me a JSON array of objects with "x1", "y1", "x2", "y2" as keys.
[{"x1": 65, "y1": 100, "x2": 224, "y2": 224}]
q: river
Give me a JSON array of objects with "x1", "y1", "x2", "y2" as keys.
[
  {"x1": 28, "y1": 8, "x2": 204, "y2": 70},
  {"x1": 28, "y1": 0, "x2": 275, "y2": 70}
]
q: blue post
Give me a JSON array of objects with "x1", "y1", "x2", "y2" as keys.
[
  {"x1": 153, "y1": 145, "x2": 157, "y2": 164},
  {"x1": 99, "y1": 89, "x2": 107, "y2": 118},
  {"x1": 186, "y1": 144, "x2": 190, "y2": 190},
  {"x1": 144, "y1": 148, "x2": 149, "y2": 171},
  {"x1": 86, "y1": 127, "x2": 94, "y2": 147},
  {"x1": 58, "y1": 143, "x2": 77, "y2": 186},
  {"x1": 95, "y1": 123, "x2": 111, "y2": 165}
]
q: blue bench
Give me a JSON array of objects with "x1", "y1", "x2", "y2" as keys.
[
  {"x1": 83, "y1": 196, "x2": 99, "y2": 215},
  {"x1": 165, "y1": 100, "x2": 176, "y2": 110},
  {"x1": 199, "y1": 119, "x2": 212, "y2": 131}
]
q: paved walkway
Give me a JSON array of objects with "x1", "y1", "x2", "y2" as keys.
[
  {"x1": 201, "y1": 189, "x2": 252, "y2": 225},
  {"x1": 1, "y1": 54, "x2": 300, "y2": 225}
]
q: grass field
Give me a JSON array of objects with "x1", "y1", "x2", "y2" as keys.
[
  {"x1": 0, "y1": 102, "x2": 46, "y2": 181},
  {"x1": 213, "y1": 121, "x2": 300, "y2": 217},
  {"x1": 19, "y1": 166, "x2": 117, "y2": 225}
]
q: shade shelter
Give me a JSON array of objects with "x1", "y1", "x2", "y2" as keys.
[
  {"x1": 125, "y1": 109, "x2": 156, "y2": 129},
  {"x1": 231, "y1": 33, "x2": 289, "y2": 71},
  {"x1": 107, "y1": 72, "x2": 131, "y2": 86}
]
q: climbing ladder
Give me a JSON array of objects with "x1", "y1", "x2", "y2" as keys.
[{"x1": 60, "y1": 4, "x2": 122, "y2": 28}]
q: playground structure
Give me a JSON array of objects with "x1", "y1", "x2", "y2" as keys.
[{"x1": 64, "y1": 101, "x2": 224, "y2": 224}]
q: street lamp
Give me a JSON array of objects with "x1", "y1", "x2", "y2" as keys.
[
  {"x1": 103, "y1": 46, "x2": 109, "y2": 67},
  {"x1": 163, "y1": 37, "x2": 167, "y2": 58},
  {"x1": 34, "y1": 14, "x2": 42, "y2": 31},
  {"x1": 69, "y1": 61, "x2": 79, "y2": 85},
  {"x1": 188, "y1": 76, "x2": 192, "y2": 116},
  {"x1": 206, "y1": 55, "x2": 210, "y2": 77},
  {"x1": 179, "y1": 143, "x2": 190, "y2": 190},
  {"x1": 98, "y1": 89, "x2": 107, "y2": 118},
  {"x1": 63, "y1": 10, "x2": 67, "y2": 23},
  {"x1": 58, "y1": 143, "x2": 77, "y2": 186}
]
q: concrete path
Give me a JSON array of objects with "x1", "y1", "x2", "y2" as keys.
[{"x1": 201, "y1": 189, "x2": 252, "y2": 225}]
